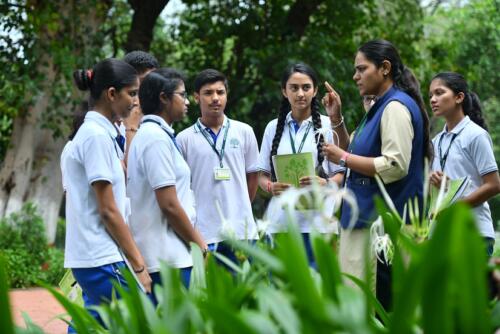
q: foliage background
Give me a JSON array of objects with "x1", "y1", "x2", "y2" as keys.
[{"x1": 0, "y1": 0, "x2": 498, "y2": 226}]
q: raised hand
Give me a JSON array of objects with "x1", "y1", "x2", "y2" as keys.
[{"x1": 321, "y1": 81, "x2": 342, "y2": 122}]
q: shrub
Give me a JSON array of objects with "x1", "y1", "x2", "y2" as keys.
[{"x1": 0, "y1": 203, "x2": 64, "y2": 288}]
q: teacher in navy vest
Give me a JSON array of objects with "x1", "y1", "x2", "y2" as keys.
[{"x1": 321, "y1": 39, "x2": 432, "y2": 310}]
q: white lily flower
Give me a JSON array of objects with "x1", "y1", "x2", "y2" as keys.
[
  {"x1": 370, "y1": 217, "x2": 394, "y2": 264},
  {"x1": 215, "y1": 200, "x2": 236, "y2": 239}
]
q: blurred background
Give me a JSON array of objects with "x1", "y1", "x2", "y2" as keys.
[{"x1": 0, "y1": 0, "x2": 498, "y2": 244}]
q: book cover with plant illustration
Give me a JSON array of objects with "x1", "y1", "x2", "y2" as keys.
[
  {"x1": 272, "y1": 152, "x2": 317, "y2": 210},
  {"x1": 272, "y1": 152, "x2": 315, "y2": 187}
]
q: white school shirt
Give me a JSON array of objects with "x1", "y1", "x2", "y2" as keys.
[
  {"x1": 431, "y1": 116, "x2": 498, "y2": 239},
  {"x1": 63, "y1": 111, "x2": 125, "y2": 268},
  {"x1": 176, "y1": 116, "x2": 260, "y2": 244},
  {"x1": 127, "y1": 115, "x2": 195, "y2": 271},
  {"x1": 60, "y1": 140, "x2": 73, "y2": 191},
  {"x1": 258, "y1": 112, "x2": 344, "y2": 234}
]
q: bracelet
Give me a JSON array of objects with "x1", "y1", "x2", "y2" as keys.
[
  {"x1": 125, "y1": 128, "x2": 138, "y2": 132},
  {"x1": 266, "y1": 181, "x2": 272, "y2": 193},
  {"x1": 331, "y1": 116, "x2": 344, "y2": 129},
  {"x1": 133, "y1": 265, "x2": 145, "y2": 274}
]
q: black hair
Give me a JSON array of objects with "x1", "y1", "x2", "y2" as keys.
[
  {"x1": 73, "y1": 58, "x2": 138, "y2": 101},
  {"x1": 358, "y1": 39, "x2": 432, "y2": 161},
  {"x1": 269, "y1": 63, "x2": 326, "y2": 181},
  {"x1": 193, "y1": 69, "x2": 228, "y2": 93},
  {"x1": 68, "y1": 101, "x2": 89, "y2": 140},
  {"x1": 123, "y1": 50, "x2": 159, "y2": 74},
  {"x1": 139, "y1": 68, "x2": 186, "y2": 115},
  {"x1": 432, "y1": 72, "x2": 488, "y2": 131}
]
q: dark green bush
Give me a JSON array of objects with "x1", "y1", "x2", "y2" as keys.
[{"x1": 0, "y1": 203, "x2": 65, "y2": 288}]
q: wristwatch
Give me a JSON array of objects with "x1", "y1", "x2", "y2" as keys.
[{"x1": 339, "y1": 152, "x2": 350, "y2": 167}]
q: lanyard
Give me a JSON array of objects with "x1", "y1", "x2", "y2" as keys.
[
  {"x1": 196, "y1": 119, "x2": 230, "y2": 168},
  {"x1": 438, "y1": 129, "x2": 462, "y2": 171},
  {"x1": 288, "y1": 122, "x2": 312, "y2": 154},
  {"x1": 142, "y1": 119, "x2": 181, "y2": 154},
  {"x1": 348, "y1": 112, "x2": 368, "y2": 153}
]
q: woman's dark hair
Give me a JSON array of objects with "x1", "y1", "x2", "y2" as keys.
[
  {"x1": 269, "y1": 63, "x2": 326, "y2": 181},
  {"x1": 193, "y1": 69, "x2": 228, "y2": 93},
  {"x1": 432, "y1": 72, "x2": 488, "y2": 131},
  {"x1": 139, "y1": 68, "x2": 186, "y2": 115},
  {"x1": 73, "y1": 58, "x2": 138, "y2": 100},
  {"x1": 68, "y1": 101, "x2": 88, "y2": 140},
  {"x1": 123, "y1": 50, "x2": 159, "y2": 74},
  {"x1": 358, "y1": 39, "x2": 432, "y2": 160}
]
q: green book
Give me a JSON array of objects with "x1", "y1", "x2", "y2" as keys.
[
  {"x1": 429, "y1": 176, "x2": 471, "y2": 217},
  {"x1": 58, "y1": 269, "x2": 84, "y2": 307},
  {"x1": 272, "y1": 152, "x2": 317, "y2": 210}
]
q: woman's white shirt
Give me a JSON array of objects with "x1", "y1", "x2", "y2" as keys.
[
  {"x1": 63, "y1": 111, "x2": 126, "y2": 268},
  {"x1": 431, "y1": 116, "x2": 498, "y2": 238},
  {"x1": 258, "y1": 112, "x2": 344, "y2": 233},
  {"x1": 127, "y1": 115, "x2": 195, "y2": 271}
]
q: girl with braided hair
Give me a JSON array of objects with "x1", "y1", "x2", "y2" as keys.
[
  {"x1": 257, "y1": 63, "x2": 344, "y2": 268},
  {"x1": 429, "y1": 72, "x2": 500, "y2": 255},
  {"x1": 322, "y1": 39, "x2": 431, "y2": 310}
]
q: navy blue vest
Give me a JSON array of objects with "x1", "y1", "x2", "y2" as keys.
[{"x1": 340, "y1": 86, "x2": 424, "y2": 229}]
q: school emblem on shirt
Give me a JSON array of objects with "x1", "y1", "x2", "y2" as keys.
[{"x1": 229, "y1": 138, "x2": 240, "y2": 148}]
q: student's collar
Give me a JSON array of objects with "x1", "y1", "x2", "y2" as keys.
[
  {"x1": 195, "y1": 115, "x2": 228, "y2": 133},
  {"x1": 85, "y1": 111, "x2": 118, "y2": 137},
  {"x1": 286, "y1": 111, "x2": 312, "y2": 125},
  {"x1": 443, "y1": 115, "x2": 471, "y2": 134},
  {"x1": 142, "y1": 114, "x2": 175, "y2": 135}
]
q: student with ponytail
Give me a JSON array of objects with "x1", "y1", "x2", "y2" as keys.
[
  {"x1": 63, "y1": 58, "x2": 151, "y2": 329},
  {"x1": 321, "y1": 40, "x2": 431, "y2": 310},
  {"x1": 257, "y1": 63, "x2": 344, "y2": 267},
  {"x1": 429, "y1": 72, "x2": 500, "y2": 255}
]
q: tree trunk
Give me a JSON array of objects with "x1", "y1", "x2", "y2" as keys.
[
  {"x1": 0, "y1": 1, "x2": 111, "y2": 243},
  {"x1": 124, "y1": 0, "x2": 170, "y2": 52}
]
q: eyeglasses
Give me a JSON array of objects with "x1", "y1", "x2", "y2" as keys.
[{"x1": 173, "y1": 91, "x2": 188, "y2": 101}]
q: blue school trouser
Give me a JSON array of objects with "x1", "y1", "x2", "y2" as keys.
[
  {"x1": 68, "y1": 262, "x2": 128, "y2": 332},
  {"x1": 149, "y1": 267, "x2": 191, "y2": 305}
]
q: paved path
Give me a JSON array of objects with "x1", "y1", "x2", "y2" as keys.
[{"x1": 9, "y1": 288, "x2": 67, "y2": 334}]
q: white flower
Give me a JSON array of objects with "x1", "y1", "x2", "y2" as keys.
[{"x1": 370, "y1": 217, "x2": 394, "y2": 264}]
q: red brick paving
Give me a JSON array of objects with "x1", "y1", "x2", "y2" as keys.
[{"x1": 9, "y1": 288, "x2": 67, "y2": 334}]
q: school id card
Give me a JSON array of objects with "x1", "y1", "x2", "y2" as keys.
[{"x1": 214, "y1": 167, "x2": 231, "y2": 180}]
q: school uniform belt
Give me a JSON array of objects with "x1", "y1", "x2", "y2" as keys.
[{"x1": 350, "y1": 177, "x2": 372, "y2": 186}]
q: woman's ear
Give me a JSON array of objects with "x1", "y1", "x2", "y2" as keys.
[
  {"x1": 106, "y1": 87, "x2": 117, "y2": 101},
  {"x1": 455, "y1": 91, "x2": 465, "y2": 105},
  {"x1": 282, "y1": 88, "x2": 288, "y2": 99},
  {"x1": 381, "y1": 60, "x2": 392, "y2": 77},
  {"x1": 159, "y1": 92, "x2": 170, "y2": 105}
]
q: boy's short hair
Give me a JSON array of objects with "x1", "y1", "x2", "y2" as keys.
[
  {"x1": 193, "y1": 69, "x2": 228, "y2": 93},
  {"x1": 123, "y1": 50, "x2": 159, "y2": 74}
]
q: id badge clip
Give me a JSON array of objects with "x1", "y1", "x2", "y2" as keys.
[{"x1": 214, "y1": 167, "x2": 231, "y2": 180}]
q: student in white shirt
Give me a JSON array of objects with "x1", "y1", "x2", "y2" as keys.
[
  {"x1": 127, "y1": 68, "x2": 207, "y2": 300},
  {"x1": 64, "y1": 58, "x2": 151, "y2": 329},
  {"x1": 257, "y1": 63, "x2": 344, "y2": 268},
  {"x1": 176, "y1": 69, "x2": 260, "y2": 265},
  {"x1": 429, "y1": 72, "x2": 500, "y2": 255}
]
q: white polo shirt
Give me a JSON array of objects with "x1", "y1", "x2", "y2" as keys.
[
  {"x1": 258, "y1": 112, "x2": 344, "y2": 233},
  {"x1": 127, "y1": 115, "x2": 195, "y2": 271},
  {"x1": 63, "y1": 111, "x2": 125, "y2": 268},
  {"x1": 60, "y1": 140, "x2": 73, "y2": 191},
  {"x1": 431, "y1": 116, "x2": 498, "y2": 238},
  {"x1": 176, "y1": 116, "x2": 260, "y2": 244}
]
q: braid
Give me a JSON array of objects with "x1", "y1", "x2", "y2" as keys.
[
  {"x1": 311, "y1": 97, "x2": 327, "y2": 178},
  {"x1": 270, "y1": 97, "x2": 289, "y2": 181}
]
